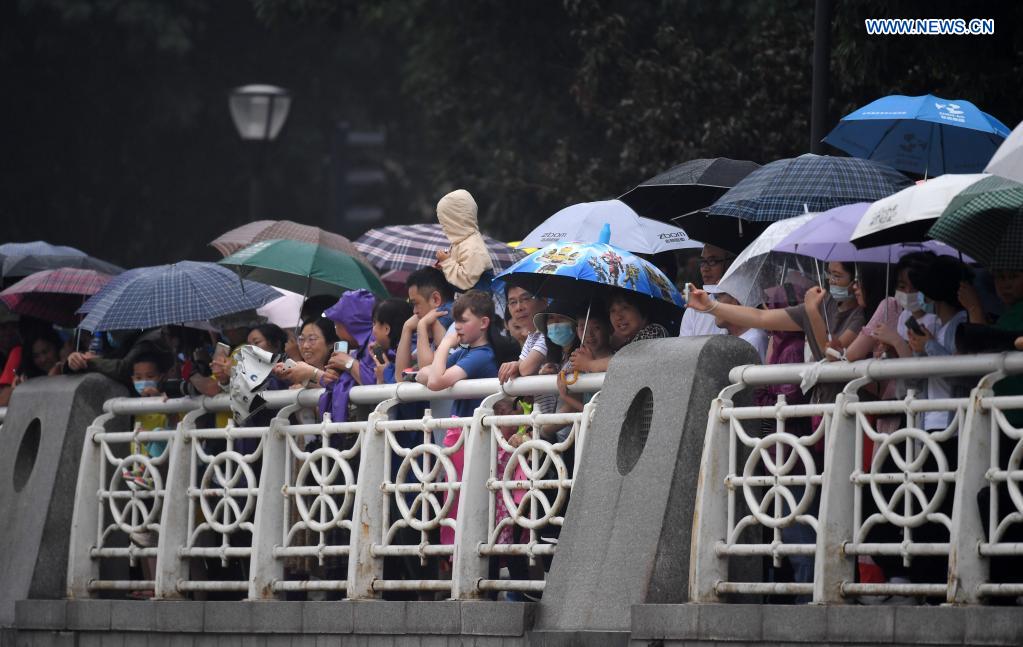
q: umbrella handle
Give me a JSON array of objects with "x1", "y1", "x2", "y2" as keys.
[{"x1": 561, "y1": 368, "x2": 580, "y2": 386}]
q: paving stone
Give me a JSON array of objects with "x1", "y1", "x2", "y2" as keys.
[
  {"x1": 302, "y1": 601, "x2": 354, "y2": 634},
  {"x1": 630, "y1": 604, "x2": 699, "y2": 640},
  {"x1": 964, "y1": 605, "x2": 1023, "y2": 646},
  {"x1": 762, "y1": 604, "x2": 826, "y2": 643},
  {"x1": 406, "y1": 601, "x2": 460, "y2": 635},
  {"x1": 893, "y1": 605, "x2": 965, "y2": 645},
  {"x1": 66, "y1": 600, "x2": 111, "y2": 631},
  {"x1": 352, "y1": 600, "x2": 406, "y2": 635},
  {"x1": 825, "y1": 605, "x2": 895, "y2": 643},
  {"x1": 250, "y1": 601, "x2": 303, "y2": 633},
  {"x1": 696, "y1": 603, "x2": 762, "y2": 642},
  {"x1": 203, "y1": 601, "x2": 252, "y2": 633},
  {"x1": 154, "y1": 600, "x2": 203, "y2": 633},
  {"x1": 14, "y1": 601, "x2": 66, "y2": 630},
  {"x1": 110, "y1": 601, "x2": 156, "y2": 631},
  {"x1": 461, "y1": 602, "x2": 532, "y2": 637}
]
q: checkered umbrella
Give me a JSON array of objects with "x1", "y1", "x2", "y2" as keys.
[
  {"x1": 78, "y1": 261, "x2": 281, "y2": 332},
  {"x1": 0, "y1": 241, "x2": 123, "y2": 278},
  {"x1": 210, "y1": 219, "x2": 379, "y2": 277},
  {"x1": 0, "y1": 268, "x2": 114, "y2": 326},
  {"x1": 354, "y1": 223, "x2": 524, "y2": 273},
  {"x1": 674, "y1": 154, "x2": 912, "y2": 253},
  {"x1": 928, "y1": 175, "x2": 1023, "y2": 270}
]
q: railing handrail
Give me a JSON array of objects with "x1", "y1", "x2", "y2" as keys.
[{"x1": 728, "y1": 351, "x2": 1023, "y2": 386}]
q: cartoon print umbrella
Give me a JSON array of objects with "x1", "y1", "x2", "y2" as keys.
[
  {"x1": 823, "y1": 94, "x2": 1010, "y2": 176},
  {"x1": 496, "y1": 225, "x2": 684, "y2": 328}
]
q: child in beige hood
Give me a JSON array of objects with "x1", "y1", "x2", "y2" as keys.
[{"x1": 434, "y1": 189, "x2": 494, "y2": 291}]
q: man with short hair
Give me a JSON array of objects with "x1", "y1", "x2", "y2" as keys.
[{"x1": 679, "y1": 244, "x2": 734, "y2": 337}]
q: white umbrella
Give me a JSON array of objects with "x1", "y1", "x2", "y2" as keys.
[
  {"x1": 717, "y1": 214, "x2": 818, "y2": 306},
  {"x1": 850, "y1": 173, "x2": 988, "y2": 248},
  {"x1": 256, "y1": 288, "x2": 304, "y2": 329},
  {"x1": 519, "y1": 199, "x2": 702, "y2": 254},
  {"x1": 985, "y1": 119, "x2": 1023, "y2": 182}
]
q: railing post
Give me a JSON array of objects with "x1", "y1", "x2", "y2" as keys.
[
  {"x1": 813, "y1": 380, "x2": 863, "y2": 603},
  {"x1": 66, "y1": 412, "x2": 114, "y2": 598},
  {"x1": 948, "y1": 378, "x2": 996, "y2": 604},
  {"x1": 346, "y1": 400, "x2": 393, "y2": 599},
  {"x1": 247, "y1": 404, "x2": 297, "y2": 599},
  {"x1": 689, "y1": 386, "x2": 741, "y2": 602},
  {"x1": 154, "y1": 408, "x2": 203, "y2": 599},
  {"x1": 451, "y1": 396, "x2": 498, "y2": 599}
]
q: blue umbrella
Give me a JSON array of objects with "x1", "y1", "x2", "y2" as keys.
[
  {"x1": 496, "y1": 225, "x2": 684, "y2": 327},
  {"x1": 79, "y1": 261, "x2": 280, "y2": 332},
  {"x1": 0, "y1": 241, "x2": 123, "y2": 278},
  {"x1": 823, "y1": 94, "x2": 1010, "y2": 176}
]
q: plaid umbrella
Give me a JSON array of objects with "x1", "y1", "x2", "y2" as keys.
[
  {"x1": 210, "y1": 219, "x2": 379, "y2": 277},
  {"x1": 0, "y1": 268, "x2": 113, "y2": 326},
  {"x1": 354, "y1": 223, "x2": 524, "y2": 273},
  {"x1": 79, "y1": 261, "x2": 281, "y2": 332},
  {"x1": 928, "y1": 175, "x2": 1023, "y2": 270},
  {"x1": 673, "y1": 154, "x2": 911, "y2": 253},
  {"x1": 619, "y1": 157, "x2": 761, "y2": 222},
  {"x1": 0, "y1": 241, "x2": 123, "y2": 278}
]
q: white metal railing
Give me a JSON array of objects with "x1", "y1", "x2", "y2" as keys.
[
  {"x1": 690, "y1": 351, "x2": 1023, "y2": 604},
  {"x1": 67, "y1": 373, "x2": 603, "y2": 600}
]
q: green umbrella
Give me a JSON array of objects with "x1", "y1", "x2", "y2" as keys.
[
  {"x1": 928, "y1": 175, "x2": 1023, "y2": 270},
  {"x1": 219, "y1": 238, "x2": 388, "y2": 299}
]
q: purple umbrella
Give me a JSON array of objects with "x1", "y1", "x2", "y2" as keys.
[{"x1": 772, "y1": 203, "x2": 969, "y2": 262}]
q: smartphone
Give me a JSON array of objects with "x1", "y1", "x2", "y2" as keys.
[
  {"x1": 334, "y1": 340, "x2": 349, "y2": 354},
  {"x1": 683, "y1": 282, "x2": 693, "y2": 304},
  {"x1": 906, "y1": 317, "x2": 925, "y2": 336},
  {"x1": 213, "y1": 342, "x2": 231, "y2": 361},
  {"x1": 373, "y1": 347, "x2": 386, "y2": 363}
]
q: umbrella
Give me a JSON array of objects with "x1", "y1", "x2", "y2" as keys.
[
  {"x1": 496, "y1": 225, "x2": 685, "y2": 329},
  {"x1": 354, "y1": 223, "x2": 524, "y2": 273},
  {"x1": 256, "y1": 288, "x2": 305, "y2": 329},
  {"x1": 823, "y1": 94, "x2": 1011, "y2": 176},
  {"x1": 518, "y1": 200, "x2": 702, "y2": 254},
  {"x1": 0, "y1": 241, "x2": 123, "y2": 278},
  {"x1": 219, "y1": 239, "x2": 388, "y2": 299},
  {"x1": 850, "y1": 173, "x2": 989, "y2": 248},
  {"x1": 716, "y1": 214, "x2": 819, "y2": 307},
  {"x1": 0, "y1": 268, "x2": 114, "y2": 327},
  {"x1": 210, "y1": 219, "x2": 370, "y2": 265},
  {"x1": 928, "y1": 175, "x2": 1023, "y2": 270},
  {"x1": 673, "y1": 154, "x2": 911, "y2": 253},
  {"x1": 775, "y1": 203, "x2": 971, "y2": 262},
  {"x1": 618, "y1": 157, "x2": 761, "y2": 222},
  {"x1": 79, "y1": 261, "x2": 281, "y2": 332},
  {"x1": 985, "y1": 119, "x2": 1023, "y2": 183},
  {"x1": 380, "y1": 269, "x2": 411, "y2": 297}
]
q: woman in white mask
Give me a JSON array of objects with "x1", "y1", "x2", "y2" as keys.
[{"x1": 865, "y1": 252, "x2": 940, "y2": 358}]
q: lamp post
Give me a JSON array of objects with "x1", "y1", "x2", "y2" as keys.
[{"x1": 229, "y1": 84, "x2": 292, "y2": 222}]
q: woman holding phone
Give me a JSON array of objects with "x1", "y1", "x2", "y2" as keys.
[
  {"x1": 320, "y1": 290, "x2": 378, "y2": 425},
  {"x1": 274, "y1": 318, "x2": 339, "y2": 388}
]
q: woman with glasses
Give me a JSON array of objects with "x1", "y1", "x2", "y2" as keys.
[
  {"x1": 274, "y1": 317, "x2": 340, "y2": 388},
  {"x1": 680, "y1": 244, "x2": 734, "y2": 337}
]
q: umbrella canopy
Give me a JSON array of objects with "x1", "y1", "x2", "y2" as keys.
[
  {"x1": 985, "y1": 119, "x2": 1023, "y2": 183},
  {"x1": 518, "y1": 200, "x2": 702, "y2": 254},
  {"x1": 496, "y1": 226, "x2": 685, "y2": 328},
  {"x1": 716, "y1": 214, "x2": 820, "y2": 307},
  {"x1": 618, "y1": 157, "x2": 761, "y2": 222},
  {"x1": 823, "y1": 94, "x2": 1010, "y2": 176},
  {"x1": 219, "y1": 238, "x2": 388, "y2": 298},
  {"x1": 0, "y1": 241, "x2": 123, "y2": 278},
  {"x1": 0, "y1": 268, "x2": 114, "y2": 327},
  {"x1": 775, "y1": 202, "x2": 969, "y2": 262},
  {"x1": 257, "y1": 288, "x2": 305, "y2": 329},
  {"x1": 79, "y1": 261, "x2": 281, "y2": 332},
  {"x1": 674, "y1": 154, "x2": 911, "y2": 253},
  {"x1": 929, "y1": 175, "x2": 1023, "y2": 270},
  {"x1": 354, "y1": 223, "x2": 524, "y2": 273},
  {"x1": 850, "y1": 173, "x2": 989, "y2": 248},
  {"x1": 210, "y1": 219, "x2": 367, "y2": 263}
]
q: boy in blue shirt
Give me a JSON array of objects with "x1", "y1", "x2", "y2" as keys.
[{"x1": 417, "y1": 289, "x2": 500, "y2": 416}]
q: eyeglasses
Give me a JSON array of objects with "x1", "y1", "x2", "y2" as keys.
[
  {"x1": 699, "y1": 258, "x2": 727, "y2": 268},
  {"x1": 507, "y1": 295, "x2": 536, "y2": 308},
  {"x1": 297, "y1": 335, "x2": 322, "y2": 346}
]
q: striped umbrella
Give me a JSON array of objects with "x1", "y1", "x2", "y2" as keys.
[
  {"x1": 928, "y1": 175, "x2": 1023, "y2": 270},
  {"x1": 79, "y1": 261, "x2": 281, "y2": 332},
  {"x1": 354, "y1": 223, "x2": 524, "y2": 273},
  {"x1": 674, "y1": 154, "x2": 912, "y2": 253},
  {"x1": 0, "y1": 268, "x2": 114, "y2": 326},
  {"x1": 210, "y1": 219, "x2": 379, "y2": 277}
]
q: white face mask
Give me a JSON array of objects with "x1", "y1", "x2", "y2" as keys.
[
  {"x1": 894, "y1": 290, "x2": 924, "y2": 311},
  {"x1": 829, "y1": 284, "x2": 853, "y2": 301}
]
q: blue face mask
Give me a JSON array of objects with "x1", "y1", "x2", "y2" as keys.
[
  {"x1": 134, "y1": 380, "x2": 159, "y2": 396},
  {"x1": 546, "y1": 322, "x2": 576, "y2": 347},
  {"x1": 829, "y1": 284, "x2": 853, "y2": 301}
]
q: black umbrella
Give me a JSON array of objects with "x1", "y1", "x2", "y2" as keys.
[{"x1": 618, "y1": 158, "x2": 761, "y2": 224}]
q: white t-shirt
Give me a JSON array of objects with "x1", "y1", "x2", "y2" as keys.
[
  {"x1": 738, "y1": 328, "x2": 769, "y2": 363},
  {"x1": 896, "y1": 309, "x2": 940, "y2": 340},
  {"x1": 680, "y1": 285, "x2": 727, "y2": 337},
  {"x1": 920, "y1": 310, "x2": 967, "y2": 431}
]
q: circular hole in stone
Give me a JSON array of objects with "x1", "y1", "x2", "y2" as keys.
[
  {"x1": 14, "y1": 418, "x2": 41, "y2": 493},
  {"x1": 616, "y1": 387, "x2": 653, "y2": 475}
]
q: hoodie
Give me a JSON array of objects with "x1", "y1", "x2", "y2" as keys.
[
  {"x1": 319, "y1": 289, "x2": 377, "y2": 425},
  {"x1": 436, "y1": 189, "x2": 494, "y2": 290}
]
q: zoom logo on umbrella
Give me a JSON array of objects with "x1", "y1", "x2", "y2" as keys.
[{"x1": 657, "y1": 231, "x2": 691, "y2": 241}]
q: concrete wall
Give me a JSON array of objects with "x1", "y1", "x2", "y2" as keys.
[{"x1": 14, "y1": 600, "x2": 1023, "y2": 646}]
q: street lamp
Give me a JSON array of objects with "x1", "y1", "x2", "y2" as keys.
[{"x1": 229, "y1": 84, "x2": 291, "y2": 221}]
